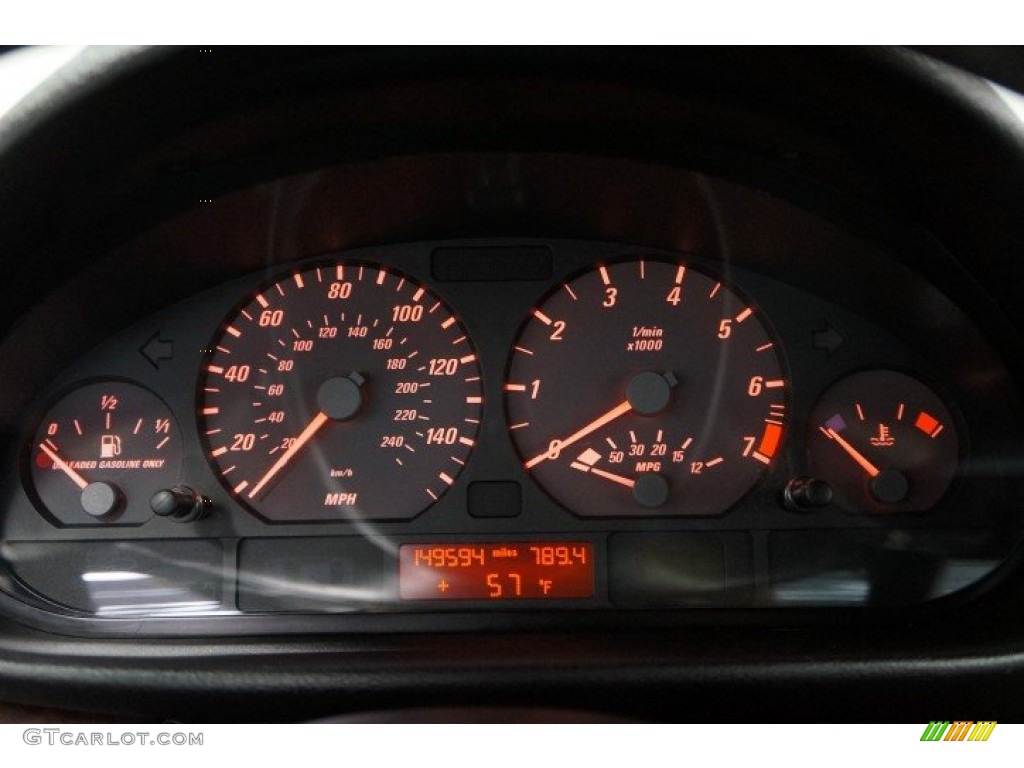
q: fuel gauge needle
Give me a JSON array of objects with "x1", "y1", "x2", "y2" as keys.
[
  {"x1": 39, "y1": 443, "x2": 89, "y2": 490},
  {"x1": 820, "y1": 427, "x2": 880, "y2": 478},
  {"x1": 248, "y1": 411, "x2": 330, "y2": 499}
]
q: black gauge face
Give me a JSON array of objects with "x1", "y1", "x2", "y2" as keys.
[
  {"x1": 28, "y1": 382, "x2": 183, "y2": 526},
  {"x1": 199, "y1": 262, "x2": 483, "y2": 522},
  {"x1": 807, "y1": 370, "x2": 960, "y2": 513},
  {"x1": 506, "y1": 259, "x2": 787, "y2": 517}
]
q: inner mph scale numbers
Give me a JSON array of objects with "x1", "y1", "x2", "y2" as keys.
[{"x1": 199, "y1": 262, "x2": 483, "y2": 522}]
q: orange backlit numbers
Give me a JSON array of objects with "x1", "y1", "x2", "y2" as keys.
[
  {"x1": 395, "y1": 382, "x2": 420, "y2": 394},
  {"x1": 347, "y1": 326, "x2": 368, "y2": 338},
  {"x1": 426, "y1": 427, "x2": 458, "y2": 445},
  {"x1": 318, "y1": 326, "x2": 338, "y2": 338},
  {"x1": 292, "y1": 339, "x2": 314, "y2": 352},
  {"x1": 487, "y1": 572, "x2": 522, "y2": 598},
  {"x1": 602, "y1": 287, "x2": 618, "y2": 308},
  {"x1": 230, "y1": 433, "x2": 256, "y2": 451},
  {"x1": 46, "y1": 422, "x2": 58, "y2": 436},
  {"x1": 747, "y1": 376, "x2": 763, "y2": 397},
  {"x1": 327, "y1": 281, "x2": 353, "y2": 299},
  {"x1": 393, "y1": 409, "x2": 418, "y2": 421},
  {"x1": 386, "y1": 358, "x2": 407, "y2": 370},
  {"x1": 414, "y1": 547, "x2": 486, "y2": 568},
  {"x1": 718, "y1": 319, "x2": 732, "y2": 339},
  {"x1": 392, "y1": 304, "x2": 424, "y2": 323},
  {"x1": 666, "y1": 286, "x2": 682, "y2": 306},
  {"x1": 267, "y1": 384, "x2": 285, "y2": 396},
  {"x1": 224, "y1": 365, "x2": 251, "y2": 383},
  {"x1": 258, "y1": 309, "x2": 284, "y2": 327},
  {"x1": 100, "y1": 395, "x2": 118, "y2": 411},
  {"x1": 277, "y1": 360, "x2": 294, "y2": 372},
  {"x1": 549, "y1": 320, "x2": 566, "y2": 341},
  {"x1": 267, "y1": 410, "x2": 285, "y2": 424},
  {"x1": 428, "y1": 357, "x2": 459, "y2": 376},
  {"x1": 372, "y1": 338, "x2": 393, "y2": 350},
  {"x1": 741, "y1": 436, "x2": 756, "y2": 456},
  {"x1": 530, "y1": 379, "x2": 541, "y2": 400},
  {"x1": 380, "y1": 435, "x2": 405, "y2": 448},
  {"x1": 530, "y1": 545, "x2": 587, "y2": 566}
]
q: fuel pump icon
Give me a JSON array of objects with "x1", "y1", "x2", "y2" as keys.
[{"x1": 100, "y1": 434, "x2": 122, "y2": 458}]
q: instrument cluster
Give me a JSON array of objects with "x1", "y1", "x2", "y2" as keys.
[{"x1": 0, "y1": 194, "x2": 1020, "y2": 632}]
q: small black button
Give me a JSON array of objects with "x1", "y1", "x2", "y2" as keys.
[{"x1": 468, "y1": 481, "x2": 522, "y2": 518}]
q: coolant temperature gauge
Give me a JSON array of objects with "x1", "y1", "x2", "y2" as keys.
[
  {"x1": 805, "y1": 370, "x2": 960, "y2": 514},
  {"x1": 28, "y1": 381, "x2": 183, "y2": 525}
]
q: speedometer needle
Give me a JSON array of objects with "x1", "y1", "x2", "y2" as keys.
[
  {"x1": 248, "y1": 411, "x2": 330, "y2": 499},
  {"x1": 524, "y1": 400, "x2": 633, "y2": 469},
  {"x1": 39, "y1": 442, "x2": 89, "y2": 490},
  {"x1": 821, "y1": 427, "x2": 881, "y2": 478}
]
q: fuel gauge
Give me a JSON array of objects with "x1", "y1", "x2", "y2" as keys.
[
  {"x1": 28, "y1": 381, "x2": 183, "y2": 525},
  {"x1": 806, "y1": 370, "x2": 960, "y2": 514}
]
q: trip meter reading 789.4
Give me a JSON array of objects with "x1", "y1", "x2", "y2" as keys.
[
  {"x1": 506, "y1": 259, "x2": 787, "y2": 517},
  {"x1": 199, "y1": 261, "x2": 483, "y2": 522}
]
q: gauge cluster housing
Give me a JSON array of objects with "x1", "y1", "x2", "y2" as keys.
[{"x1": 0, "y1": 47, "x2": 1023, "y2": 721}]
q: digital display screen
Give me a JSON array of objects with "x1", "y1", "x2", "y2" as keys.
[{"x1": 399, "y1": 542, "x2": 594, "y2": 600}]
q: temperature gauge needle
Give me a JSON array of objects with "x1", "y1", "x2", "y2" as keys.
[
  {"x1": 39, "y1": 443, "x2": 89, "y2": 490},
  {"x1": 525, "y1": 400, "x2": 633, "y2": 469},
  {"x1": 248, "y1": 411, "x2": 330, "y2": 499},
  {"x1": 821, "y1": 427, "x2": 880, "y2": 478}
]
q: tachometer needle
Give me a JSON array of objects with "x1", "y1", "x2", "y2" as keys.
[
  {"x1": 821, "y1": 426, "x2": 881, "y2": 478},
  {"x1": 524, "y1": 400, "x2": 633, "y2": 469},
  {"x1": 39, "y1": 443, "x2": 89, "y2": 490},
  {"x1": 248, "y1": 411, "x2": 330, "y2": 499}
]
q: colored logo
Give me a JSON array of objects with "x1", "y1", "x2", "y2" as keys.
[{"x1": 921, "y1": 722, "x2": 996, "y2": 741}]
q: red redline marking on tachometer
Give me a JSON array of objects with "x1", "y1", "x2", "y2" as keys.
[
  {"x1": 533, "y1": 309, "x2": 553, "y2": 325},
  {"x1": 758, "y1": 422, "x2": 783, "y2": 457},
  {"x1": 599, "y1": 266, "x2": 611, "y2": 285}
]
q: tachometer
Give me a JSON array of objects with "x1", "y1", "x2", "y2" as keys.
[
  {"x1": 506, "y1": 259, "x2": 787, "y2": 517},
  {"x1": 199, "y1": 261, "x2": 482, "y2": 522}
]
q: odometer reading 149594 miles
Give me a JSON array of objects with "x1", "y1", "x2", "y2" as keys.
[{"x1": 199, "y1": 261, "x2": 482, "y2": 522}]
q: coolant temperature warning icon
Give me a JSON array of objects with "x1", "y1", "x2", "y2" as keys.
[{"x1": 869, "y1": 424, "x2": 895, "y2": 448}]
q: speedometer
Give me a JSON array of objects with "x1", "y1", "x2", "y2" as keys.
[{"x1": 199, "y1": 261, "x2": 482, "y2": 522}]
